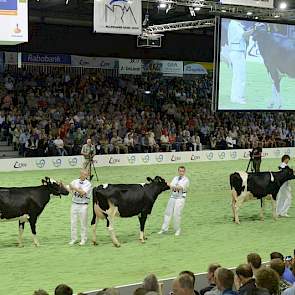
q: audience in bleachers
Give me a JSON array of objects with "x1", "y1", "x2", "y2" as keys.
[
  {"x1": 35, "y1": 249, "x2": 295, "y2": 295},
  {"x1": 2, "y1": 70, "x2": 295, "y2": 158}
]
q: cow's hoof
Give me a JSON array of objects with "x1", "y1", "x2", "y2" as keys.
[
  {"x1": 34, "y1": 243, "x2": 40, "y2": 247},
  {"x1": 18, "y1": 244, "x2": 24, "y2": 248},
  {"x1": 234, "y1": 221, "x2": 240, "y2": 225},
  {"x1": 92, "y1": 241, "x2": 98, "y2": 246},
  {"x1": 139, "y1": 239, "x2": 145, "y2": 244},
  {"x1": 114, "y1": 243, "x2": 121, "y2": 248}
]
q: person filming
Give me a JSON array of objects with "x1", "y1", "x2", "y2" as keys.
[
  {"x1": 81, "y1": 138, "x2": 96, "y2": 171},
  {"x1": 251, "y1": 143, "x2": 262, "y2": 172}
]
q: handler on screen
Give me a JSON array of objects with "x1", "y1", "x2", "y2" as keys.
[{"x1": 158, "y1": 166, "x2": 189, "y2": 236}]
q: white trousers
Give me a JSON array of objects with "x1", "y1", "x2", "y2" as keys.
[
  {"x1": 161, "y1": 198, "x2": 185, "y2": 232},
  {"x1": 276, "y1": 182, "x2": 292, "y2": 216},
  {"x1": 71, "y1": 203, "x2": 88, "y2": 242},
  {"x1": 230, "y1": 51, "x2": 246, "y2": 102}
]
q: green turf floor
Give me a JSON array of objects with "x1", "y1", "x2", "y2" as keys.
[
  {"x1": 0, "y1": 158, "x2": 294, "y2": 294},
  {"x1": 218, "y1": 61, "x2": 295, "y2": 110}
]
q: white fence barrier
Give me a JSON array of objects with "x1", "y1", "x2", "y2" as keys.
[{"x1": 2, "y1": 147, "x2": 294, "y2": 172}]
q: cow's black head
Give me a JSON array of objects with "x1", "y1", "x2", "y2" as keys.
[
  {"x1": 42, "y1": 177, "x2": 69, "y2": 196},
  {"x1": 278, "y1": 166, "x2": 295, "y2": 184},
  {"x1": 252, "y1": 23, "x2": 268, "y2": 41},
  {"x1": 146, "y1": 176, "x2": 170, "y2": 191}
]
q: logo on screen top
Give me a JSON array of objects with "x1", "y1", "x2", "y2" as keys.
[
  {"x1": 142, "y1": 154, "x2": 150, "y2": 163},
  {"x1": 155, "y1": 154, "x2": 164, "y2": 162},
  {"x1": 13, "y1": 161, "x2": 27, "y2": 169},
  {"x1": 230, "y1": 151, "x2": 237, "y2": 159},
  {"x1": 128, "y1": 155, "x2": 136, "y2": 164},
  {"x1": 36, "y1": 159, "x2": 46, "y2": 168},
  {"x1": 52, "y1": 159, "x2": 62, "y2": 168},
  {"x1": 105, "y1": 0, "x2": 137, "y2": 26},
  {"x1": 206, "y1": 152, "x2": 213, "y2": 160},
  {"x1": 68, "y1": 157, "x2": 78, "y2": 167},
  {"x1": 13, "y1": 24, "x2": 21, "y2": 34},
  {"x1": 218, "y1": 152, "x2": 226, "y2": 160}
]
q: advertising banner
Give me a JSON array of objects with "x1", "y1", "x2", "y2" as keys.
[
  {"x1": 22, "y1": 53, "x2": 71, "y2": 65},
  {"x1": 71, "y1": 55, "x2": 117, "y2": 69},
  {"x1": 160, "y1": 60, "x2": 183, "y2": 77},
  {"x1": 220, "y1": 0, "x2": 273, "y2": 8},
  {"x1": 119, "y1": 58, "x2": 142, "y2": 75}
]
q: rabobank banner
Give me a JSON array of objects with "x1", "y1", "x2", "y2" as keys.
[
  {"x1": 93, "y1": 0, "x2": 142, "y2": 35},
  {"x1": 0, "y1": 0, "x2": 28, "y2": 45},
  {"x1": 22, "y1": 53, "x2": 71, "y2": 65},
  {"x1": 220, "y1": 0, "x2": 273, "y2": 8},
  {"x1": 71, "y1": 55, "x2": 117, "y2": 69},
  {"x1": 0, "y1": 147, "x2": 294, "y2": 172}
]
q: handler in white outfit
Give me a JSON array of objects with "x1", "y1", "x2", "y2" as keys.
[
  {"x1": 276, "y1": 155, "x2": 292, "y2": 217},
  {"x1": 228, "y1": 20, "x2": 252, "y2": 104},
  {"x1": 159, "y1": 166, "x2": 189, "y2": 236},
  {"x1": 67, "y1": 169, "x2": 92, "y2": 246}
]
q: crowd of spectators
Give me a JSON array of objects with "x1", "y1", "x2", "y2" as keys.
[
  {"x1": 32, "y1": 250, "x2": 295, "y2": 295},
  {"x1": 1, "y1": 69, "x2": 295, "y2": 158}
]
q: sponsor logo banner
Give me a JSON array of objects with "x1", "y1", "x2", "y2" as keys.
[
  {"x1": 22, "y1": 53, "x2": 71, "y2": 65},
  {"x1": 119, "y1": 59, "x2": 142, "y2": 75},
  {"x1": 36, "y1": 159, "x2": 46, "y2": 169},
  {"x1": 94, "y1": 0, "x2": 142, "y2": 35},
  {"x1": 183, "y1": 62, "x2": 208, "y2": 75},
  {"x1": 160, "y1": 60, "x2": 183, "y2": 77},
  {"x1": 71, "y1": 55, "x2": 117, "y2": 69},
  {"x1": 220, "y1": 0, "x2": 273, "y2": 8},
  {"x1": 142, "y1": 60, "x2": 163, "y2": 73},
  {"x1": 13, "y1": 161, "x2": 26, "y2": 168}
]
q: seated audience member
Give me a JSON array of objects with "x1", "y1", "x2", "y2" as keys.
[
  {"x1": 55, "y1": 284, "x2": 73, "y2": 295},
  {"x1": 270, "y1": 252, "x2": 295, "y2": 284},
  {"x1": 215, "y1": 268, "x2": 237, "y2": 295},
  {"x1": 143, "y1": 274, "x2": 162, "y2": 295},
  {"x1": 256, "y1": 268, "x2": 280, "y2": 295},
  {"x1": 234, "y1": 264, "x2": 256, "y2": 295},
  {"x1": 54, "y1": 135, "x2": 68, "y2": 156},
  {"x1": 270, "y1": 259, "x2": 292, "y2": 293},
  {"x1": 200, "y1": 263, "x2": 221, "y2": 295},
  {"x1": 33, "y1": 290, "x2": 49, "y2": 295},
  {"x1": 179, "y1": 270, "x2": 199, "y2": 295},
  {"x1": 247, "y1": 253, "x2": 262, "y2": 277},
  {"x1": 171, "y1": 274, "x2": 195, "y2": 295}
]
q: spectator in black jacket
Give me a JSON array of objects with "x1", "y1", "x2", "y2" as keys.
[
  {"x1": 234, "y1": 264, "x2": 256, "y2": 295},
  {"x1": 200, "y1": 264, "x2": 221, "y2": 295}
]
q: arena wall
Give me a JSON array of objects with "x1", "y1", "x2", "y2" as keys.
[{"x1": 3, "y1": 147, "x2": 294, "y2": 172}]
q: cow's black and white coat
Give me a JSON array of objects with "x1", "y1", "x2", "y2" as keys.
[
  {"x1": 91, "y1": 176, "x2": 169, "y2": 247},
  {"x1": 0, "y1": 177, "x2": 69, "y2": 247},
  {"x1": 230, "y1": 167, "x2": 295, "y2": 223}
]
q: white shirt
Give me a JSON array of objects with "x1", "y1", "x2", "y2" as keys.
[
  {"x1": 228, "y1": 20, "x2": 247, "y2": 52},
  {"x1": 170, "y1": 176, "x2": 190, "y2": 199},
  {"x1": 71, "y1": 179, "x2": 92, "y2": 205}
]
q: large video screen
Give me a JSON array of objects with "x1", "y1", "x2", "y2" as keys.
[{"x1": 217, "y1": 18, "x2": 295, "y2": 110}]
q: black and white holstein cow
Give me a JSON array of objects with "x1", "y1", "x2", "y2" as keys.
[
  {"x1": 253, "y1": 23, "x2": 295, "y2": 109},
  {"x1": 230, "y1": 167, "x2": 295, "y2": 224},
  {"x1": 0, "y1": 177, "x2": 69, "y2": 247},
  {"x1": 91, "y1": 176, "x2": 170, "y2": 247}
]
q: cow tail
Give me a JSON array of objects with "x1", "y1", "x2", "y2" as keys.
[
  {"x1": 91, "y1": 190, "x2": 96, "y2": 226},
  {"x1": 260, "y1": 198, "x2": 263, "y2": 208}
]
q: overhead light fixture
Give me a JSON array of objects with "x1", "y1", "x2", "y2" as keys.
[
  {"x1": 158, "y1": 1, "x2": 167, "y2": 9},
  {"x1": 221, "y1": 9, "x2": 226, "y2": 12},
  {"x1": 65, "y1": 0, "x2": 70, "y2": 4},
  {"x1": 274, "y1": 14, "x2": 280, "y2": 18},
  {"x1": 189, "y1": 6, "x2": 196, "y2": 16},
  {"x1": 166, "y1": 3, "x2": 172, "y2": 13},
  {"x1": 279, "y1": 1, "x2": 287, "y2": 10},
  {"x1": 246, "y1": 11, "x2": 253, "y2": 16},
  {"x1": 143, "y1": 13, "x2": 149, "y2": 27},
  {"x1": 254, "y1": 16, "x2": 259, "y2": 19},
  {"x1": 194, "y1": 6, "x2": 201, "y2": 11}
]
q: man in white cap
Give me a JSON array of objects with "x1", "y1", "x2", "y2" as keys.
[{"x1": 158, "y1": 166, "x2": 189, "y2": 236}]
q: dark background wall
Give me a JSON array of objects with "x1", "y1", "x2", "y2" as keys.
[{"x1": 0, "y1": 23, "x2": 214, "y2": 62}]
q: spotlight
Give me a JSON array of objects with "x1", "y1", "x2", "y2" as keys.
[
  {"x1": 246, "y1": 11, "x2": 253, "y2": 16},
  {"x1": 274, "y1": 14, "x2": 280, "y2": 18},
  {"x1": 221, "y1": 9, "x2": 226, "y2": 12},
  {"x1": 158, "y1": 2, "x2": 167, "y2": 9},
  {"x1": 279, "y1": 2, "x2": 287, "y2": 10},
  {"x1": 189, "y1": 6, "x2": 196, "y2": 16},
  {"x1": 194, "y1": 6, "x2": 201, "y2": 11}
]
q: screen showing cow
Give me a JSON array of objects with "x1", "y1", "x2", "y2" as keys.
[{"x1": 217, "y1": 18, "x2": 295, "y2": 110}]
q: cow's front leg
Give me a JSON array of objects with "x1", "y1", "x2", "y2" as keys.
[
  {"x1": 29, "y1": 217, "x2": 40, "y2": 247},
  {"x1": 18, "y1": 222, "x2": 25, "y2": 247},
  {"x1": 260, "y1": 198, "x2": 265, "y2": 221},
  {"x1": 138, "y1": 213, "x2": 148, "y2": 243},
  {"x1": 107, "y1": 217, "x2": 120, "y2": 247},
  {"x1": 231, "y1": 190, "x2": 238, "y2": 222},
  {"x1": 271, "y1": 197, "x2": 278, "y2": 221}
]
